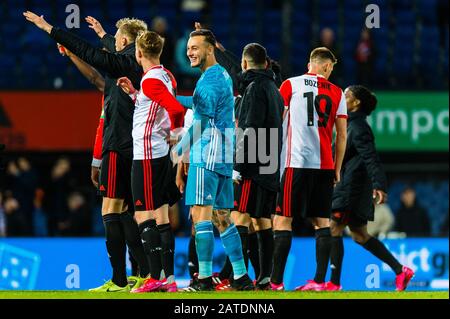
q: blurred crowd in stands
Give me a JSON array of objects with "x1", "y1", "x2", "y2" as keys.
[{"x1": 0, "y1": 0, "x2": 448, "y2": 90}]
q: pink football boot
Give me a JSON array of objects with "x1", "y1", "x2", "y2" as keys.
[{"x1": 395, "y1": 266, "x2": 414, "y2": 291}]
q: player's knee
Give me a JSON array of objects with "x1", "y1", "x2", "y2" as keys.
[
  {"x1": 330, "y1": 221, "x2": 344, "y2": 237},
  {"x1": 350, "y1": 229, "x2": 370, "y2": 244},
  {"x1": 102, "y1": 198, "x2": 124, "y2": 214},
  {"x1": 272, "y1": 215, "x2": 292, "y2": 231},
  {"x1": 213, "y1": 209, "x2": 232, "y2": 233},
  {"x1": 252, "y1": 217, "x2": 272, "y2": 232},
  {"x1": 233, "y1": 211, "x2": 251, "y2": 227},
  {"x1": 312, "y1": 217, "x2": 330, "y2": 229},
  {"x1": 134, "y1": 211, "x2": 153, "y2": 225}
]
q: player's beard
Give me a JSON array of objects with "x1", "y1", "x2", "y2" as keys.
[{"x1": 194, "y1": 53, "x2": 207, "y2": 70}]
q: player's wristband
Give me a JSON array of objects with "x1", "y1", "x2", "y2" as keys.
[
  {"x1": 91, "y1": 158, "x2": 102, "y2": 168},
  {"x1": 232, "y1": 170, "x2": 242, "y2": 181}
]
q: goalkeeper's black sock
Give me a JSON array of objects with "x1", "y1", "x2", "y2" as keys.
[
  {"x1": 139, "y1": 219, "x2": 163, "y2": 280},
  {"x1": 158, "y1": 223, "x2": 175, "y2": 284},
  {"x1": 188, "y1": 234, "x2": 199, "y2": 278},
  {"x1": 314, "y1": 227, "x2": 332, "y2": 283},
  {"x1": 103, "y1": 213, "x2": 127, "y2": 287},
  {"x1": 120, "y1": 211, "x2": 150, "y2": 278},
  {"x1": 219, "y1": 257, "x2": 233, "y2": 281},
  {"x1": 361, "y1": 237, "x2": 403, "y2": 275}
]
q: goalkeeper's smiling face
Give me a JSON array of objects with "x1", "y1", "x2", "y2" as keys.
[{"x1": 186, "y1": 35, "x2": 209, "y2": 69}]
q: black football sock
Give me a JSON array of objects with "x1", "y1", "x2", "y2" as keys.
[
  {"x1": 129, "y1": 253, "x2": 139, "y2": 277},
  {"x1": 257, "y1": 228, "x2": 273, "y2": 284},
  {"x1": 236, "y1": 226, "x2": 249, "y2": 269},
  {"x1": 139, "y1": 219, "x2": 163, "y2": 280},
  {"x1": 103, "y1": 213, "x2": 127, "y2": 287},
  {"x1": 248, "y1": 231, "x2": 261, "y2": 280},
  {"x1": 219, "y1": 257, "x2": 233, "y2": 281},
  {"x1": 271, "y1": 230, "x2": 292, "y2": 285},
  {"x1": 120, "y1": 211, "x2": 150, "y2": 278},
  {"x1": 157, "y1": 223, "x2": 175, "y2": 283},
  {"x1": 361, "y1": 237, "x2": 403, "y2": 275},
  {"x1": 314, "y1": 227, "x2": 332, "y2": 283},
  {"x1": 330, "y1": 236, "x2": 344, "y2": 285},
  {"x1": 188, "y1": 234, "x2": 199, "y2": 278}
]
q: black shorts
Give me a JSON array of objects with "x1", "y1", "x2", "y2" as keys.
[
  {"x1": 234, "y1": 178, "x2": 277, "y2": 219},
  {"x1": 131, "y1": 155, "x2": 181, "y2": 211},
  {"x1": 331, "y1": 174, "x2": 374, "y2": 227},
  {"x1": 275, "y1": 168, "x2": 334, "y2": 219},
  {"x1": 99, "y1": 151, "x2": 132, "y2": 200},
  {"x1": 330, "y1": 211, "x2": 369, "y2": 227}
]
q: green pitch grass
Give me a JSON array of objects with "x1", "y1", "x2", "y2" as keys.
[{"x1": 0, "y1": 290, "x2": 447, "y2": 299}]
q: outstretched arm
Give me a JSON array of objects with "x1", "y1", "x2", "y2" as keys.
[
  {"x1": 85, "y1": 16, "x2": 116, "y2": 53},
  {"x1": 24, "y1": 11, "x2": 138, "y2": 80},
  {"x1": 58, "y1": 44, "x2": 105, "y2": 92}
]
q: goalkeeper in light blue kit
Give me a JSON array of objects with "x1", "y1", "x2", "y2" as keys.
[{"x1": 173, "y1": 29, "x2": 254, "y2": 291}]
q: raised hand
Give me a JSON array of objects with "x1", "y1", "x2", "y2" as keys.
[
  {"x1": 194, "y1": 22, "x2": 202, "y2": 30},
  {"x1": 373, "y1": 189, "x2": 387, "y2": 205},
  {"x1": 57, "y1": 43, "x2": 72, "y2": 57},
  {"x1": 85, "y1": 16, "x2": 106, "y2": 38},
  {"x1": 195, "y1": 21, "x2": 225, "y2": 51},
  {"x1": 23, "y1": 11, "x2": 53, "y2": 33},
  {"x1": 116, "y1": 77, "x2": 136, "y2": 94}
]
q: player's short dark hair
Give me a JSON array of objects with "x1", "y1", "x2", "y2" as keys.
[
  {"x1": 310, "y1": 47, "x2": 337, "y2": 64},
  {"x1": 347, "y1": 85, "x2": 378, "y2": 115},
  {"x1": 189, "y1": 29, "x2": 217, "y2": 47},
  {"x1": 243, "y1": 43, "x2": 267, "y2": 67}
]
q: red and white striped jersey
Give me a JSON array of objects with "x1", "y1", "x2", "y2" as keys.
[
  {"x1": 279, "y1": 73, "x2": 347, "y2": 170},
  {"x1": 132, "y1": 65, "x2": 184, "y2": 160}
]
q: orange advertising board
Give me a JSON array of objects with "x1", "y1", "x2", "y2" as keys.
[{"x1": 0, "y1": 91, "x2": 103, "y2": 151}]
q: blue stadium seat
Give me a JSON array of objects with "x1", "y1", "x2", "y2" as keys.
[
  {"x1": 417, "y1": 0, "x2": 438, "y2": 25},
  {"x1": 369, "y1": 0, "x2": 388, "y2": 9},
  {"x1": 0, "y1": 23, "x2": 22, "y2": 37},
  {"x1": 106, "y1": 3, "x2": 129, "y2": 22},
  {"x1": 0, "y1": 54, "x2": 15, "y2": 72},
  {"x1": 343, "y1": 0, "x2": 366, "y2": 9},
  {"x1": 393, "y1": 0, "x2": 414, "y2": 10},
  {"x1": 320, "y1": 10, "x2": 338, "y2": 27},
  {"x1": 395, "y1": 11, "x2": 417, "y2": 25},
  {"x1": 212, "y1": 0, "x2": 231, "y2": 7},
  {"x1": 343, "y1": 10, "x2": 365, "y2": 26},
  {"x1": 292, "y1": 11, "x2": 312, "y2": 27},
  {"x1": 319, "y1": 0, "x2": 338, "y2": 10}
]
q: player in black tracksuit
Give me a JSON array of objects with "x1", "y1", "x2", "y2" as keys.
[
  {"x1": 327, "y1": 85, "x2": 414, "y2": 291},
  {"x1": 23, "y1": 12, "x2": 154, "y2": 290},
  {"x1": 213, "y1": 44, "x2": 283, "y2": 289}
]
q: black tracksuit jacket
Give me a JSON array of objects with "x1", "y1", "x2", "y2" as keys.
[
  {"x1": 332, "y1": 111, "x2": 388, "y2": 218},
  {"x1": 50, "y1": 28, "x2": 141, "y2": 160}
]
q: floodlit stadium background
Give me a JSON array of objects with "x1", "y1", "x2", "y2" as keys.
[{"x1": 0, "y1": 0, "x2": 448, "y2": 291}]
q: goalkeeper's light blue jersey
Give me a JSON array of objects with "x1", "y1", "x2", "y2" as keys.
[{"x1": 190, "y1": 63, "x2": 234, "y2": 177}]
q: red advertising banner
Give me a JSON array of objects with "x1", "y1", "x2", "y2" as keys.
[{"x1": 0, "y1": 91, "x2": 103, "y2": 151}]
